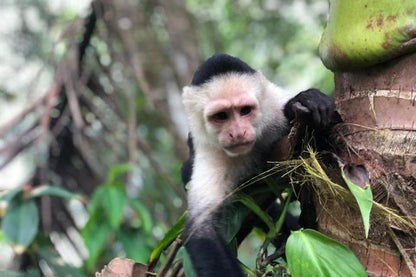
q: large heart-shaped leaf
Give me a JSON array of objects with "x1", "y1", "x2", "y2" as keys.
[{"x1": 286, "y1": 229, "x2": 366, "y2": 277}]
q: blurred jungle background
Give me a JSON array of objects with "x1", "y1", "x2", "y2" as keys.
[{"x1": 0, "y1": 0, "x2": 333, "y2": 275}]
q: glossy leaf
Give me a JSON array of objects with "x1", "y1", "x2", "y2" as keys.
[
  {"x1": 118, "y1": 229, "x2": 152, "y2": 263},
  {"x1": 87, "y1": 186, "x2": 105, "y2": 214},
  {"x1": 130, "y1": 200, "x2": 153, "y2": 234},
  {"x1": 148, "y1": 212, "x2": 186, "y2": 264},
  {"x1": 82, "y1": 219, "x2": 112, "y2": 270},
  {"x1": 286, "y1": 229, "x2": 366, "y2": 277},
  {"x1": 28, "y1": 185, "x2": 80, "y2": 200},
  {"x1": 2, "y1": 200, "x2": 39, "y2": 251},
  {"x1": 234, "y1": 192, "x2": 276, "y2": 237},
  {"x1": 0, "y1": 269, "x2": 41, "y2": 277},
  {"x1": 102, "y1": 185, "x2": 127, "y2": 229},
  {"x1": 106, "y1": 163, "x2": 131, "y2": 185},
  {"x1": 342, "y1": 169, "x2": 373, "y2": 238},
  {"x1": 177, "y1": 248, "x2": 197, "y2": 277},
  {"x1": 218, "y1": 202, "x2": 247, "y2": 242},
  {"x1": 0, "y1": 186, "x2": 22, "y2": 203}
]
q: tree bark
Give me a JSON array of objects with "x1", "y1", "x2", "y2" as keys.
[{"x1": 318, "y1": 52, "x2": 416, "y2": 276}]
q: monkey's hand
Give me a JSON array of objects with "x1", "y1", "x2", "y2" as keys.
[{"x1": 284, "y1": 88, "x2": 335, "y2": 128}]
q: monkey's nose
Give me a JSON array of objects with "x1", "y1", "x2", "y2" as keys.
[{"x1": 230, "y1": 130, "x2": 246, "y2": 140}]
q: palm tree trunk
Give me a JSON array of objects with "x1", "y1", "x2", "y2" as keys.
[{"x1": 318, "y1": 52, "x2": 416, "y2": 276}]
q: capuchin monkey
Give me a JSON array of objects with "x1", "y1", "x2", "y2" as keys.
[{"x1": 181, "y1": 54, "x2": 334, "y2": 277}]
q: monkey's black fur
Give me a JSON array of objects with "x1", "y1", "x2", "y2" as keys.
[
  {"x1": 182, "y1": 54, "x2": 335, "y2": 276},
  {"x1": 191, "y1": 54, "x2": 256, "y2": 86},
  {"x1": 181, "y1": 133, "x2": 194, "y2": 186}
]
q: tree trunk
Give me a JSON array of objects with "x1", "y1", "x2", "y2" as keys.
[
  {"x1": 317, "y1": 0, "x2": 416, "y2": 274},
  {"x1": 317, "y1": 52, "x2": 416, "y2": 276}
]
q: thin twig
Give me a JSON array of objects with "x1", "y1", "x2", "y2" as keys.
[
  {"x1": 157, "y1": 239, "x2": 182, "y2": 277},
  {"x1": 0, "y1": 124, "x2": 40, "y2": 169},
  {"x1": 168, "y1": 260, "x2": 183, "y2": 277}
]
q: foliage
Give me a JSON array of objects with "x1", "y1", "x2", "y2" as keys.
[
  {"x1": 0, "y1": 185, "x2": 80, "y2": 252},
  {"x1": 81, "y1": 163, "x2": 154, "y2": 273},
  {"x1": 342, "y1": 167, "x2": 373, "y2": 238},
  {"x1": 0, "y1": 184, "x2": 83, "y2": 275},
  {"x1": 2, "y1": 199, "x2": 39, "y2": 253},
  {"x1": 148, "y1": 212, "x2": 186, "y2": 266},
  {"x1": 286, "y1": 229, "x2": 366, "y2": 277},
  {"x1": 149, "y1": 173, "x2": 368, "y2": 276}
]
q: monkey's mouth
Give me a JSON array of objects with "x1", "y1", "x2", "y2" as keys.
[{"x1": 224, "y1": 140, "x2": 255, "y2": 151}]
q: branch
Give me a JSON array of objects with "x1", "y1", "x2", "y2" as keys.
[{"x1": 0, "y1": 124, "x2": 40, "y2": 170}]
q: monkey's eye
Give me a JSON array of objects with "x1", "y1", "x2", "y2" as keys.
[
  {"x1": 211, "y1": 112, "x2": 228, "y2": 121},
  {"x1": 240, "y1": 106, "x2": 253, "y2": 116}
]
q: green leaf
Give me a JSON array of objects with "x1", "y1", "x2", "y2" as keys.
[
  {"x1": 2, "y1": 200, "x2": 39, "y2": 251},
  {"x1": 0, "y1": 269, "x2": 41, "y2": 277},
  {"x1": 102, "y1": 185, "x2": 127, "y2": 229},
  {"x1": 88, "y1": 186, "x2": 105, "y2": 214},
  {"x1": 274, "y1": 189, "x2": 293, "y2": 233},
  {"x1": 28, "y1": 185, "x2": 80, "y2": 200},
  {"x1": 177, "y1": 247, "x2": 197, "y2": 277},
  {"x1": 218, "y1": 202, "x2": 247, "y2": 243},
  {"x1": 106, "y1": 163, "x2": 131, "y2": 185},
  {"x1": 117, "y1": 229, "x2": 152, "y2": 263},
  {"x1": 39, "y1": 248, "x2": 85, "y2": 277},
  {"x1": 130, "y1": 200, "x2": 153, "y2": 234},
  {"x1": 0, "y1": 270, "x2": 25, "y2": 277},
  {"x1": 342, "y1": 169, "x2": 373, "y2": 238},
  {"x1": 286, "y1": 229, "x2": 366, "y2": 277},
  {"x1": 239, "y1": 261, "x2": 257, "y2": 277},
  {"x1": 81, "y1": 220, "x2": 112, "y2": 270},
  {"x1": 0, "y1": 186, "x2": 22, "y2": 203},
  {"x1": 234, "y1": 192, "x2": 276, "y2": 237},
  {"x1": 148, "y1": 212, "x2": 186, "y2": 264}
]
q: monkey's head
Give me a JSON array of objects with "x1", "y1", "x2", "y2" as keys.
[{"x1": 183, "y1": 72, "x2": 265, "y2": 157}]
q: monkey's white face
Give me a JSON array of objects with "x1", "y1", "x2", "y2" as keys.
[
  {"x1": 205, "y1": 103, "x2": 258, "y2": 156},
  {"x1": 183, "y1": 73, "x2": 270, "y2": 157},
  {"x1": 202, "y1": 75, "x2": 261, "y2": 157}
]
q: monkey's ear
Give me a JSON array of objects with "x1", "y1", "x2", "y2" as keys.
[
  {"x1": 182, "y1": 86, "x2": 195, "y2": 105},
  {"x1": 254, "y1": 71, "x2": 268, "y2": 83},
  {"x1": 182, "y1": 85, "x2": 204, "y2": 112},
  {"x1": 182, "y1": 85, "x2": 194, "y2": 96},
  {"x1": 182, "y1": 85, "x2": 207, "y2": 99},
  {"x1": 252, "y1": 71, "x2": 270, "y2": 95}
]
